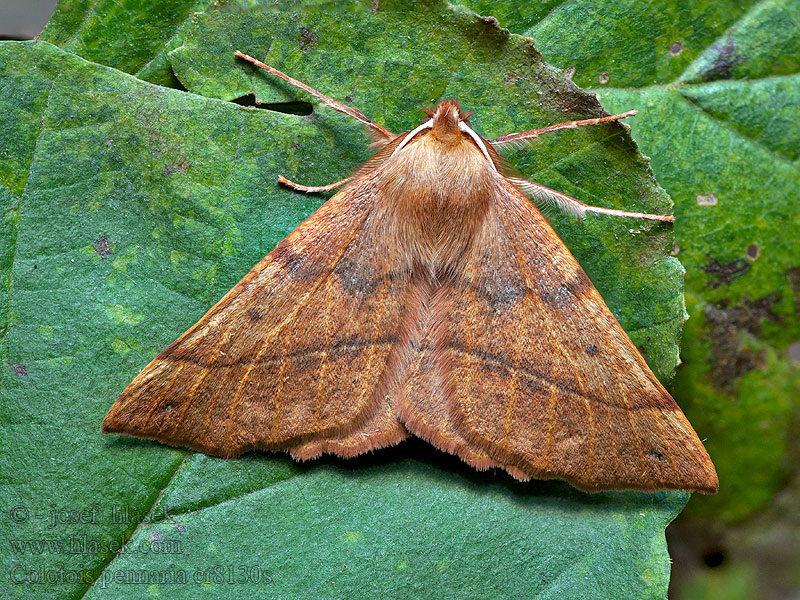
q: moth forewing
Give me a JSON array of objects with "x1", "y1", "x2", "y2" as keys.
[{"x1": 102, "y1": 55, "x2": 717, "y2": 494}]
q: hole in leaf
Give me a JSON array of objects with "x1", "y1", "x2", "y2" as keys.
[
  {"x1": 231, "y1": 94, "x2": 313, "y2": 115},
  {"x1": 703, "y1": 549, "x2": 725, "y2": 568}
]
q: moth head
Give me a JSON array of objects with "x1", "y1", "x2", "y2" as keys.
[
  {"x1": 391, "y1": 101, "x2": 497, "y2": 172},
  {"x1": 428, "y1": 100, "x2": 472, "y2": 144}
]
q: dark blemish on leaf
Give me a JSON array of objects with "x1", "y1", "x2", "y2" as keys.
[
  {"x1": 525, "y1": 38, "x2": 535, "y2": 48},
  {"x1": 704, "y1": 295, "x2": 781, "y2": 391},
  {"x1": 788, "y1": 341, "x2": 800, "y2": 364},
  {"x1": 671, "y1": 242, "x2": 680, "y2": 256},
  {"x1": 94, "y1": 236, "x2": 111, "y2": 258},
  {"x1": 345, "y1": 95, "x2": 353, "y2": 103},
  {"x1": 163, "y1": 159, "x2": 190, "y2": 176},
  {"x1": 787, "y1": 267, "x2": 800, "y2": 318},
  {"x1": 669, "y1": 41, "x2": 683, "y2": 56},
  {"x1": 745, "y1": 244, "x2": 759, "y2": 261},
  {"x1": 162, "y1": 403, "x2": 174, "y2": 411},
  {"x1": 703, "y1": 549, "x2": 725, "y2": 568},
  {"x1": 585, "y1": 344, "x2": 599, "y2": 356},
  {"x1": 648, "y1": 449, "x2": 665, "y2": 461},
  {"x1": 248, "y1": 308, "x2": 263, "y2": 321},
  {"x1": 702, "y1": 258, "x2": 750, "y2": 288},
  {"x1": 598, "y1": 72, "x2": 609, "y2": 85},
  {"x1": 481, "y1": 16, "x2": 499, "y2": 27},
  {"x1": 696, "y1": 193, "x2": 717, "y2": 206},
  {"x1": 300, "y1": 27, "x2": 318, "y2": 52},
  {"x1": 33, "y1": 264, "x2": 37, "y2": 269},
  {"x1": 231, "y1": 95, "x2": 313, "y2": 116},
  {"x1": 701, "y1": 38, "x2": 745, "y2": 81},
  {"x1": 14, "y1": 364, "x2": 27, "y2": 377},
  {"x1": 637, "y1": 345, "x2": 650, "y2": 362}
]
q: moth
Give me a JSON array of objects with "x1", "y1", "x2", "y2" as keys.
[{"x1": 103, "y1": 52, "x2": 718, "y2": 494}]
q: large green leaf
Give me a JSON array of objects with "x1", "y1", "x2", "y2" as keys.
[
  {"x1": 2, "y1": 1, "x2": 691, "y2": 597},
  {"x1": 38, "y1": 0, "x2": 210, "y2": 88}
]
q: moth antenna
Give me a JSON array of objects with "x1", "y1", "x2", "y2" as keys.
[
  {"x1": 490, "y1": 110, "x2": 637, "y2": 150},
  {"x1": 235, "y1": 51, "x2": 395, "y2": 143},
  {"x1": 278, "y1": 174, "x2": 354, "y2": 193},
  {"x1": 509, "y1": 177, "x2": 674, "y2": 222}
]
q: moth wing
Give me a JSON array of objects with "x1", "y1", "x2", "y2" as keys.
[
  {"x1": 103, "y1": 175, "x2": 411, "y2": 458},
  {"x1": 434, "y1": 179, "x2": 716, "y2": 492}
]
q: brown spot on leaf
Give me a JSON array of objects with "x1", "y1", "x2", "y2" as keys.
[
  {"x1": 671, "y1": 242, "x2": 681, "y2": 256},
  {"x1": 669, "y1": 41, "x2": 683, "y2": 56},
  {"x1": 300, "y1": 27, "x2": 318, "y2": 51},
  {"x1": 786, "y1": 266, "x2": 800, "y2": 318},
  {"x1": 481, "y1": 16, "x2": 499, "y2": 27},
  {"x1": 94, "y1": 236, "x2": 111, "y2": 258},
  {"x1": 701, "y1": 38, "x2": 745, "y2": 81},
  {"x1": 14, "y1": 364, "x2": 27, "y2": 377},
  {"x1": 704, "y1": 296, "x2": 781, "y2": 391},
  {"x1": 745, "y1": 244, "x2": 759, "y2": 261},
  {"x1": 586, "y1": 344, "x2": 599, "y2": 356},
  {"x1": 598, "y1": 72, "x2": 609, "y2": 85},
  {"x1": 702, "y1": 258, "x2": 750, "y2": 288}
]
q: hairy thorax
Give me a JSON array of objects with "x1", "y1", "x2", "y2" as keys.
[{"x1": 374, "y1": 131, "x2": 497, "y2": 275}]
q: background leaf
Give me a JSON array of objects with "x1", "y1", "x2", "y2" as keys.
[{"x1": 2, "y1": 1, "x2": 701, "y2": 598}]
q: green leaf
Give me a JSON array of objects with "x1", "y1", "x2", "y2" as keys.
[
  {"x1": 454, "y1": 0, "x2": 800, "y2": 522},
  {"x1": 2, "y1": 1, "x2": 689, "y2": 596},
  {"x1": 39, "y1": 0, "x2": 211, "y2": 87}
]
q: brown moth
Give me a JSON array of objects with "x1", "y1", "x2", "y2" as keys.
[{"x1": 102, "y1": 52, "x2": 718, "y2": 494}]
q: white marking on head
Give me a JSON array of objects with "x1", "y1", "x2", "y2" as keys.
[
  {"x1": 390, "y1": 120, "x2": 434, "y2": 157},
  {"x1": 458, "y1": 121, "x2": 497, "y2": 173}
]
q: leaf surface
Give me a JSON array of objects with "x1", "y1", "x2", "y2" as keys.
[{"x1": 1, "y1": 1, "x2": 692, "y2": 596}]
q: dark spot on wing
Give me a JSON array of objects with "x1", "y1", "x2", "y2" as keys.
[{"x1": 272, "y1": 239, "x2": 307, "y2": 276}]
